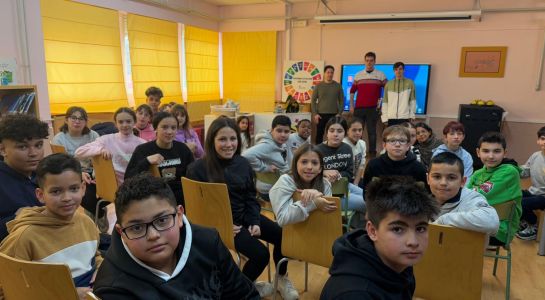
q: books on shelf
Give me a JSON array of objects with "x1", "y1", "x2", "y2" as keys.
[{"x1": 0, "y1": 92, "x2": 36, "y2": 115}]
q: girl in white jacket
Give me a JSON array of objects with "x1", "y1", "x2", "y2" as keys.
[{"x1": 270, "y1": 144, "x2": 337, "y2": 226}]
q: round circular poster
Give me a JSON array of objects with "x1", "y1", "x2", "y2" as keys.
[{"x1": 282, "y1": 60, "x2": 324, "y2": 104}]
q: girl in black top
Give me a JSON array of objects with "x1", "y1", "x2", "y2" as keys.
[
  {"x1": 125, "y1": 112, "x2": 194, "y2": 207},
  {"x1": 186, "y1": 116, "x2": 298, "y2": 299}
]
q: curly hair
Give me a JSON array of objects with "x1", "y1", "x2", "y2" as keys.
[
  {"x1": 115, "y1": 173, "x2": 177, "y2": 223},
  {"x1": 365, "y1": 176, "x2": 439, "y2": 228},
  {"x1": 0, "y1": 114, "x2": 49, "y2": 142}
]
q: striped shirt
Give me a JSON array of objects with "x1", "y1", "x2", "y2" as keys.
[{"x1": 350, "y1": 69, "x2": 387, "y2": 108}]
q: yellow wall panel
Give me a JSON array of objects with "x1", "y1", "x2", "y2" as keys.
[{"x1": 222, "y1": 31, "x2": 276, "y2": 112}]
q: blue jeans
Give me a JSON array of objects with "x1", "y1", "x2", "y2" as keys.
[
  {"x1": 341, "y1": 183, "x2": 366, "y2": 212},
  {"x1": 521, "y1": 190, "x2": 545, "y2": 224}
]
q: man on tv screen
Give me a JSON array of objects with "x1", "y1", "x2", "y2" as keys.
[
  {"x1": 349, "y1": 51, "x2": 387, "y2": 158},
  {"x1": 381, "y1": 62, "x2": 416, "y2": 126}
]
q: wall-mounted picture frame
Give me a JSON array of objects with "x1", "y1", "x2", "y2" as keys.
[{"x1": 459, "y1": 46, "x2": 507, "y2": 78}]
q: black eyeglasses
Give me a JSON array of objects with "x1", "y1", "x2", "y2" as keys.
[
  {"x1": 120, "y1": 213, "x2": 177, "y2": 240},
  {"x1": 385, "y1": 139, "x2": 409, "y2": 145}
]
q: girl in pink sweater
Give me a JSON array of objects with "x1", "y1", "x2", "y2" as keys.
[{"x1": 75, "y1": 107, "x2": 145, "y2": 185}]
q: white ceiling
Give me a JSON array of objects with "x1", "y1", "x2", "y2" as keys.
[{"x1": 202, "y1": 0, "x2": 313, "y2": 6}]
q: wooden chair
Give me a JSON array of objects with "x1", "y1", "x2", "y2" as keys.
[
  {"x1": 272, "y1": 194, "x2": 342, "y2": 299},
  {"x1": 181, "y1": 177, "x2": 239, "y2": 260},
  {"x1": 256, "y1": 171, "x2": 281, "y2": 212},
  {"x1": 85, "y1": 291, "x2": 101, "y2": 300},
  {"x1": 150, "y1": 165, "x2": 161, "y2": 178},
  {"x1": 484, "y1": 200, "x2": 516, "y2": 300},
  {"x1": 331, "y1": 177, "x2": 352, "y2": 229},
  {"x1": 91, "y1": 156, "x2": 118, "y2": 223},
  {"x1": 413, "y1": 224, "x2": 486, "y2": 300},
  {"x1": 50, "y1": 143, "x2": 67, "y2": 154},
  {"x1": 0, "y1": 252, "x2": 79, "y2": 299}
]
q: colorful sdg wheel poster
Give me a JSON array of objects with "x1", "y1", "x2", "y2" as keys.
[{"x1": 282, "y1": 60, "x2": 324, "y2": 104}]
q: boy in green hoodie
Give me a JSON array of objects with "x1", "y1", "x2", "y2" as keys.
[{"x1": 467, "y1": 132, "x2": 522, "y2": 245}]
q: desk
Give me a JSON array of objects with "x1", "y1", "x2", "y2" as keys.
[{"x1": 204, "y1": 112, "x2": 311, "y2": 137}]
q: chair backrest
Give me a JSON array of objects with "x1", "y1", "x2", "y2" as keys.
[
  {"x1": 150, "y1": 165, "x2": 161, "y2": 178},
  {"x1": 181, "y1": 177, "x2": 236, "y2": 250},
  {"x1": 256, "y1": 172, "x2": 281, "y2": 185},
  {"x1": 281, "y1": 193, "x2": 343, "y2": 268},
  {"x1": 414, "y1": 224, "x2": 486, "y2": 300},
  {"x1": 492, "y1": 200, "x2": 516, "y2": 246},
  {"x1": 50, "y1": 143, "x2": 67, "y2": 154},
  {"x1": 85, "y1": 291, "x2": 101, "y2": 300},
  {"x1": 0, "y1": 252, "x2": 79, "y2": 300},
  {"x1": 91, "y1": 156, "x2": 118, "y2": 203},
  {"x1": 331, "y1": 177, "x2": 348, "y2": 197}
]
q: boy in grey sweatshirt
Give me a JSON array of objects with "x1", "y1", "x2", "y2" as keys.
[
  {"x1": 428, "y1": 152, "x2": 499, "y2": 235},
  {"x1": 242, "y1": 115, "x2": 292, "y2": 195}
]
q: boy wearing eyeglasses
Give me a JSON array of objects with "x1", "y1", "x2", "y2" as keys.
[
  {"x1": 93, "y1": 173, "x2": 259, "y2": 299},
  {"x1": 0, "y1": 153, "x2": 101, "y2": 300},
  {"x1": 362, "y1": 125, "x2": 427, "y2": 190}
]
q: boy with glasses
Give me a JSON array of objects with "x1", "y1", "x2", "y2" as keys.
[
  {"x1": 93, "y1": 173, "x2": 258, "y2": 299},
  {"x1": 362, "y1": 125, "x2": 427, "y2": 190}
]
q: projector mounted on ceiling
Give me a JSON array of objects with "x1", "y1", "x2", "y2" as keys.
[{"x1": 315, "y1": 10, "x2": 482, "y2": 24}]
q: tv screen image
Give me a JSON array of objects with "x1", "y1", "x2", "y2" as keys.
[{"x1": 340, "y1": 64, "x2": 431, "y2": 115}]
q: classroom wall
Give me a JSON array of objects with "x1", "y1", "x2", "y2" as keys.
[{"x1": 216, "y1": 0, "x2": 545, "y2": 163}]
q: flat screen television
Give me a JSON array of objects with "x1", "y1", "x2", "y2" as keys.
[{"x1": 340, "y1": 64, "x2": 431, "y2": 115}]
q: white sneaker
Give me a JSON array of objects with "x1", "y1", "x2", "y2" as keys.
[
  {"x1": 277, "y1": 274, "x2": 299, "y2": 300},
  {"x1": 255, "y1": 281, "x2": 274, "y2": 298}
]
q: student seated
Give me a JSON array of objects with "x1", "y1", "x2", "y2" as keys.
[
  {"x1": 343, "y1": 117, "x2": 367, "y2": 186},
  {"x1": 516, "y1": 126, "x2": 545, "y2": 240},
  {"x1": 242, "y1": 115, "x2": 293, "y2": 197},
  {"x1": 316, "y1": 116, "x2": 365, "y2": 212},
  {"x1": 93, "y1": 173, "x2": 258, "y2": 299},
  {"x1": 237, "y1": 115, "x2": 253, "y2": 152},
  {"x1": 287, "y1": 119, "x2": 311, "y2": 152},
  {"x1": 134, "y1": 104, "x2": 155, "y2": 142},
  {"x1": 125, "y1": 112, "x2": 194, "y2": 207},
  {"x1": 467, "y1": 132, "x2": 522, "y2": 246},
  {"x1": 0, "y1": 114, "x2": 49, "y2": 240},
  {"x1": 187, "y1": 117, "x2": 298, "y2": 299},
  {"x1": 145, "y1": 86, "x2": 163, "y2": 114},
  {"x1": 270, "y1": 143, "x2": 336, "y2": 226},
  {"x1": 0, "y1": 153, "x2": 101, "y2": 299},
  {"x1": 362, "y1": 125, "x2": 427, "y2": 190},
  {"x1": 428, "y1": 152, "x2": 499, "y2": 234},
  {"x1": 432, "y1": 121, "x2": 473, "y2": 178},
  {"x1": 414, "y1": 122, "x2": 443, "y2": 170},
  {"x1": 171, "y1": 104, "x2": 204, "y2": 159},
  {"x1": 320, "y1": 176, "x2": 439, "y2": 300}
]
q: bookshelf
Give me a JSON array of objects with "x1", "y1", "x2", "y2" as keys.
[{"x1": 0, "y1": 85, "x2": 39, "y2": 117}]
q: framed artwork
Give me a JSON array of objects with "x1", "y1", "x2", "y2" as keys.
[{"x1": 459, "y1": 46, "x2": 507, "y2": 78}]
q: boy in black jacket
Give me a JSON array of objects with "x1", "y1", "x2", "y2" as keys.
[
  {"x1": 93, "y1": 174, "x2": 259, "y2": 299},
  {"x1": 362, "y1": 125, "x2": 427, "y2": 190},
  {"x1": 321, "y1": 176, "x2": 439, "y2": 299}
]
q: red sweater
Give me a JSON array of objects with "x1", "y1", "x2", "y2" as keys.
[{"x1": 350, "y1": 69, "x2": 387, "y2": 108}]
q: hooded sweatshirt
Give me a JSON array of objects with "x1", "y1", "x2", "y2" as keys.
[
  {"x1": 93, "y1": 215, "x2": 259, "y2": 300},
  {"x1": 320, "y1": 230, "x2": 415, "y2": 300},
  {"x1": 434, "y1": 188, "x2": 500, "y2": 235},
  {"x1": 135, "y1": 123, "x2": 155, "y2": 142},
  {"x1": 432, "y1": 144, "x2": 473, "y2": 178},
  {"x1": 0, "y1": 207, "x2": 102, "y2": 287},
  {"x1": 414, "y1": 134, "x2": 443, "y2": 170},
  {"x1": 269, "y1": 174, "x2": 332, "y2": 226},
  {"x1": 0, "y1": 161, "x2": 42, "y2": 240},
  {"x1": 467, "y1": 162, "x2": 522, "y2": 243},
  {"x1": 362, "y1": 153, "x2": 427, "y2": 190},
  {"x1": 242, "y1": 130, "x2": 292, "y2": 194}
]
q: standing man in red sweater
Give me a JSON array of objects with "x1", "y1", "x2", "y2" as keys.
[{"x1": 349, "y1": 52, "x2": 387, "y2": 158}]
